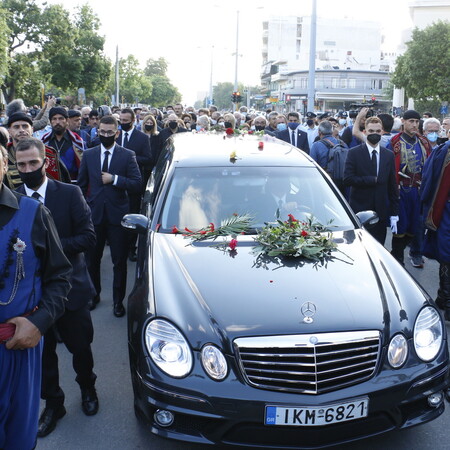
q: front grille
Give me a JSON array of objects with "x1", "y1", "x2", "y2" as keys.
[{"x1": 234, "y1": 331, "x2": 380, "y2": 394}]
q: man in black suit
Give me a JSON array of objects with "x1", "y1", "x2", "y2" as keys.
[
  {"x1": 344, "y1": 117, "x2": 399, "y2": 245},
  {"x1": 276, "y1": 111, "x2": 310, "y2": 154},
  {"x1": 78, "y1": 115, "x2": 142, "y2": 317},
  {"x1": 15, "y1": 137, "x2": 99, "y2": 437},
  {"x1": 118, "y1": 108, "x2": 152, "y2": 261}
]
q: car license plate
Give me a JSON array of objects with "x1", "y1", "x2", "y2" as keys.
[{"x1": 265, "y1": 398, "x2": 369, "y2": 426}]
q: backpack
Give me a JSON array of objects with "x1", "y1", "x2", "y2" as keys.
[{"x1": 320, "y1": 138, "x2": 349, "y2": 187}]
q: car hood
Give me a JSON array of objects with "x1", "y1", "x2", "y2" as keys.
[{"x1": 151, "y1": 230, "x2": 429, "y2": 352}]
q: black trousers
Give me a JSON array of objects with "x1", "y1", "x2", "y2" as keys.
[
  {"x1": 367, "y1": 221, "x2": 387, "y2": 246},
  {"x1": 41, "y1": 305, "x2": 96, "y2": 407},
  {"x1": 88, "y1": 222, "x2": 128, "y2": 305}
]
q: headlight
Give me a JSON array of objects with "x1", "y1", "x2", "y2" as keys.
[
  {"x1": 387, "y1": 334, "x2": 408, "y2": 368},
  {"x1": 414, "y1": 307, "x2": 443, "y2": 362},
  {"x1": 145, "y1": 319, "x2": 192, "y2": 378},
  {"x1": 201, "y1": 345, "x2": 228, "y2": 380}
]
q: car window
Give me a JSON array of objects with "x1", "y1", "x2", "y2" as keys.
[{"x1": 158, "y1": 167, "x2": 354, "y2": 231}]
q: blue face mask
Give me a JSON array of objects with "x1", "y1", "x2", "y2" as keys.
[
  {"x1": 277, "y1": 123, "x2": 287, "y2": 132},
  {"x1": 427, "y1": 132, "x2": 438, "y2": 142},
  {"x1": 288, "y1": 122, "x2": 298, "y2": 130},
  {"x1": 196, "y1": 125, "x2": 202, "y2": 131}
]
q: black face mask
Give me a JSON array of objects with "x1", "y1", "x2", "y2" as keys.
[
  {"x1": 367, "y1": 133, "x2": 381, "y2": 145},
  {"x1": 169, "y1": 121, "x2": 178, "y2": 130},
  {"x1": 144, "y1": 124, "x2": 153, "y2": 132},
  {"x1": 121, "y1": 122, "x2": 132, "y2": 132},
  {"x1": 224, "y1": 121, "x2": 232, "y2": 128},
  {"x1": 18, "y1": 160, "x2": 46, "y2": 189},
  {"x1": 255, "y1": 125, "x2": 265, "y2": 132},
  {"x1": 99, "y1": 134, "x2": 116, "y2": 148}
]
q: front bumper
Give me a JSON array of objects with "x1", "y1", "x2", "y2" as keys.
[{"x1": 131, "y1": 348, "x2": 449, "y2": 449}]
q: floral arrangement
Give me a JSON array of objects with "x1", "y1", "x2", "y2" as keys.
[
  {"x1": 172, "y1": 213, "x2": 253, "y2": 251},
  {"x1": 172, "y1": 213, "x2": 341, "y2": 262},
  {"x1": 252, "y1": 214, "x2": 338, "y2": 261}
]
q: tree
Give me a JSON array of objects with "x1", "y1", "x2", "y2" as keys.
[
  {"x1": 213, "y1": 82, "x2": 235, "y2": 110},
  {"x1": 391, "y1": 21, "x2": 450, "y2": 102},
  {"x1": 115, "y1": 55, "x2": 153, "y2": 104},
  {"x1": 0, "y1": 6, "x2": 9, "y2": 81},
  {"x1": 144, "y1": 57, "x2": 168, "y2": 77},
  {"x1": 1, "y1": 0, "x2": 111, "y2": 104},
  {"x1": 143, "y1": 58, "x2": 181, "y2": 107}
]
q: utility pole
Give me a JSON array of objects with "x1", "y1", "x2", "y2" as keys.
[
  {"x1": 233, "y1": 10, "x2": 240, "y2": 112},
  {"x1": 115, "y1": 45, "x2": 120, "y2": 106},
  {"x1": 307, "y1": 0, "x2": 317, "y2": 113}
]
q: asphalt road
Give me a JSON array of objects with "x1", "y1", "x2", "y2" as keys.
[{"x1": 36, "y1": 233, "x2": 449, "y2": 450}]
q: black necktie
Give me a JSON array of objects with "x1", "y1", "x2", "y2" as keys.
[
  {"x1": 123, "y1": 132, "x2": 129, "y2": 147},
  {"x1": 371, "y1": 149, "x2": 377, "y2": 176},
  {"x1": 102, "y1": 150, "x2": 110, "y2": 173},
  {"x1": 291, "y1": 129, "x2": 295, "y2": 146},
  {"x1": 32, "y1": 192, "x2": 41, "y2": 202}
]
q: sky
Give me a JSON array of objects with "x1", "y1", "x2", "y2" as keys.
[{"x1": 46, "y1": 0, "x2": 413, "y2": 105}]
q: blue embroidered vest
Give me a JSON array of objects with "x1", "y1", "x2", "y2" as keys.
[{"x1": 0, "y1": 196, "x2": 42, "y2": 322}]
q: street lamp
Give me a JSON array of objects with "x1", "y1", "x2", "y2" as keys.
[{"x1": 233, "y1": 10, "x2": 240, "y2": 112}]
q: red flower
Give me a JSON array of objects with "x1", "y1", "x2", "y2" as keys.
[
  {"x1": 258, "y1": 141, "x2": 264, "y2": 150},
  {"x1": 209, "y1": 223, "x2": 215, "y2": 232},
  {"x1": 199, "y1": 230, "x2": 207, "y2": 235},
  {"x1": 248, "y1": 130, "x2": 254, "y2": 135},
  {"x1": 184, "y1": 227, "x2": 193, "y2": 233},
  {"x1": 225, "y1": 128, "x2": 234, "y2": 136},
  {"x1": 172, "y1": 226, "x2": 179, "y2": 234},
  {"x1": 287, "y1": 214, "x2": 298, "y2": 223},
  {"x1": 229, "y1": 239, "x2": 238, "y2": 251},
  {"x1": 301, "y1": 230, "x2": 308, "y2": 237}
]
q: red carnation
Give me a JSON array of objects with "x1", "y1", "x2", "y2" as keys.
[
  {"x1": 229, "y1": 239, "x2": 238, "y2": 251},
  {"x1": 184, "y1": 227, "x2": 193, "y2": 233},
  {"x1": 209, "y1": 223, "x2": 215, "y2": 232},
  {"x1": 226, "y1": 128, "x2": 234, "y2": 136},
  {"x1": 172, "y1": 226, "x2": 179, "y2": 234},
  {"x1": 288, "y1": 214, "x2": 298, "y2": 222},
  {"x1": 301, "y1": 230, "x2": 308, "y2": 237},
  {"x1": 258, "y1": 141, "x2": 264, "y2": 150},
  {"x1": 199, "y1": 230, "x2": 207, "y2": 235}
]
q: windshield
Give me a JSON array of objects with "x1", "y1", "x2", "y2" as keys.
[{"x1": 158, "y1": 167, "x2": 354, "y2": 232}]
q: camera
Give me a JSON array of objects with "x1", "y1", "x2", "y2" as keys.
[
  {"x1": 349, "y1": 101, "x2": 378, "y2": 118},
  {"x1": 45, "y1": 94, "x2": 62, "y2": 105}
]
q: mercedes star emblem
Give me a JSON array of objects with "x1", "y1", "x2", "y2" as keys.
[{"x1": 301, "y1": 302, "x2": 317, "y2": 324}]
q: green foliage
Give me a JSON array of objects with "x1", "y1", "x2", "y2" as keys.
[
  {"x1": 144, "y1": 58, "x2": 168, "y2": 77},
  {"x1": 413, "y1": 99, "x2": 443, "y2": 118},
  {"x1": 213, "y1": 82, "x2": 236, "y2": 110},
  {"x1": 1, "y1": 0, "x2": 111, "y2": 104},
  {"x1": 391, "y1": 21, "x2": 450, "y2": 101},
  {"x1": 253, "y1": 215, "x2": 337, "y2": 260},
  {"x1": 0, "y1": 6, "x2": 9, "y2": 80}
]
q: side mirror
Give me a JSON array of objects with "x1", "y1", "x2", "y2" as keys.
[
  {"x1": 355, "y1": 210, "x2": 379, "y2": 229},
  {"x1": 121, "y1": 214, "x2": 149, "y2": 234}
]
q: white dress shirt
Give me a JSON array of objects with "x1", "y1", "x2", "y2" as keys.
[{"x1": 24, "y1": 176, "x2": 48, "y2": 203}]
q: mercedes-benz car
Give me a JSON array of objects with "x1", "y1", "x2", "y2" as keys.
[{"x1": 122, "y1": 132, "x2": 449, "y2": 448}]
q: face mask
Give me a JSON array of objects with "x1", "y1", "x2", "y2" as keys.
[
  {"x1": 18, "y1": 160, "x2": 46, "y2": 189},
  {"x1": 306, "y1": 119, "x2": 314, "y2": 127},
  {"x1": 426, "y1": 132, "x2": 438, "y2": 142},
  {"x1": 196, "y1": 125, "x2": 202, "y2": 131},
  {"x1": 339, "y1": 119, "x2": 347, "y2": 126},
  {"x1": 255, "y1": 125, "x2": 265, "y2": 132},
  {"x1": 144, "y1": 124, "x2": 153, "y2": 132},
  {"x1": 366, "y1": 133, "x2": 381, "y2": 145},
  {"x1": 288, "y1": 122, "x2": 298, "y2": 130},
  {"x1": 224, "y1": 121, "x2": 232, "y2": 128},
  {"x1": 210, "y1": 119, "x2": 217, "y2": 125},
  {"x1": 99, "y1": 134, "x2": 116, "y2": 148},
  {"x1": 169, "y1": 121, "x2": 178, "y2": 130},
  {"x1": 121, "y1": 122, "x2": 132, "y2": 131},
  {"x1": 277, "y1": 123, "x2": 287, "y2": 132}
]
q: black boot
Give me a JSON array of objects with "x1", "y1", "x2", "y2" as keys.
[
  {"x1": 436, "y1": 263, "x2": 450, "y2": 319},
  {"x1": 391, "y1": 236, "x2": 410, "y2": 266}
]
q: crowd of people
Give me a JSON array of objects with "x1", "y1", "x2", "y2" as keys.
[{"x1": 0, "y1": 96, "x2": 449, "y2": 449}]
